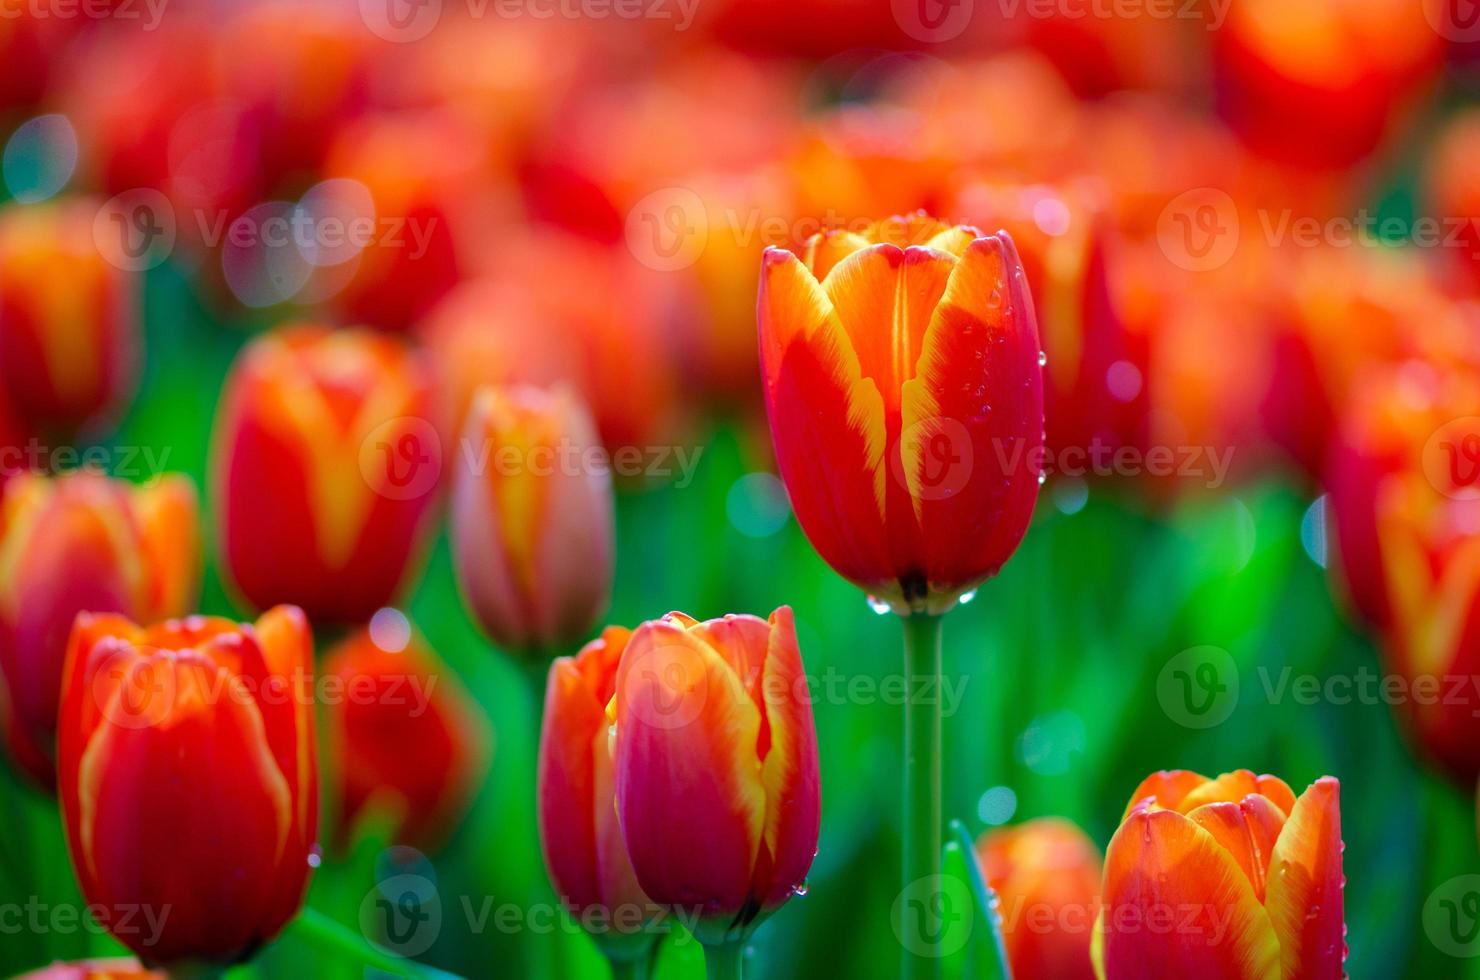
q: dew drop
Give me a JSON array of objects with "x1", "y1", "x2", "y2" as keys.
[
  {"x1": 791, "y1": 881, "x2": 810, "y2": 898},
  {"x1": 958, "y1": 588, "x2": 978, "y2": 605},
  {"x1": 1037, "y1": 350, "x2": 1048, "y2": 368},
  {"x1": 307, "y1": 845, "x2": 323, "y2": 869},
  {"x1": 1037, "y1": 470, "x2": 1048, "y2": 486},
  {"x1": 988, "y1": 288, "x2": 1003, "y2": 308},
  {"x1": 867, "y1": 595, "x2": 892, "y2": 616}
]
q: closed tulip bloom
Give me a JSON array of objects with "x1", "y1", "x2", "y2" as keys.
[
  {"x1": 451, "y1": 385, "x2": 613, "y2": 655},
  {"x1": 610, "y1": 608, "x2": 820, "y2": 942},
  {"x1": 211, "y1": 324, "x2": 441, "y2": 624},
  {"x1": 0, "y1": 200, "x2": 139, "y2": 439},
  {"x1": 324, "y1": 610, "x2": 490, "y2": 851},
  {"x1": 0, "y1": 470, "x2": 198, "y2": 785},
  {"x1": 1094, "y1": 770, "x2": 1344, "y2": 980},
  {"x1": 539, "y1": 626, "x2": 656, "y2": 961},
  {"x1": 57, "y1": 606, "x2": 318, "y2": 966},
  {"x1": 758, "y1": 214, "x2": 1044, "y2": 614},
  {"x1": 977, "y1": 818, "x2": 1103, "y2": 980}
]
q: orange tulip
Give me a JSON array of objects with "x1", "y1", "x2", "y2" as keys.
[
  {"x1": 758, "y1": 213, "x2": 1044, "y2": 613},
  {"x1": 976, "y1": 818, "x2": 1102, "y2": 980},
  {"x1": 1212, "y1": 0, "x2": 1441, "y2": 168},
  {"x1": 57, "y1": 607, "x2": 317, "y2": 965},
  {"x1": 1094, "y1": 770, "x2": 1344, "y2": 980},
  {"x1": 539, "y1": 626, "x2": 657, "y2": 961},
  {"x1": 450, "y1": 385, "x2": 613, "y2": 655},
  {"x1": 1425, "y1": 108, "x2": 1480, "y2": 291},
  {"x1": 210, "y1": 324, "x2": 441, "y2": 624},
  {"x1": 0, "y1": 200, "x2": 139, "y2": 439},
  {"x1": 0, "y1": 470, "x2": 198, "y2": 785},
  {"x1": 324, "y1": 611, "x2": 490, "y2": 852},
  {"x1": 609, "y1": 608, "x2": 820, "y2": 943}
]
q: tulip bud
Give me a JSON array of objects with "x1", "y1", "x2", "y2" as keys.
[
  {"x1": 57, "y1": 606, "x2": 318, "y2": 966},
  {"x1": 211, "y1": 324, "x2": 441, "y2": 624},
  {"x1": 610, "y1": 607, "x2": 820, "y2": 943},
  {"x1": 758, "y1": 214, "x2": 1044, "y2": 614},
  {"x1": 0, "y1": 199, "x2": 139, "y2": 439},
  {"x1": 450, "y1": 385, "x2": 613, "y2": 655},
  {"x1": 0, "y1": 470, "x2": 198, "y2": 785},
  {"x1": 1094, "y1": 770, "x2": 1344, "y2": 979},
  {"x1": 324, "y1": 609, "x2": 490, "y2": 852},
  {"x1": 538, "y1": 626, "x2": 657, "y2": 962},
  {"x1": 976, "y1": 818, "x2": 1102, "y2": 980}
]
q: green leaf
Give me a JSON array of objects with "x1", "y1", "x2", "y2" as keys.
[{"x1": 941, "y1": 819, "x2": 1012, "y2": 980}]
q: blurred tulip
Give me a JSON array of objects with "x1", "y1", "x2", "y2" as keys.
[
  {"x1": 1212, "y1": 0, "x2": 1440, "y2": 169},
  {"x1": 0, "y1": 200, "x2": 139, "y2": 439},
  {"x1": 450, "y1": 385, "x2": 613, "y2": 655},
  {"x1": 976, "y1": 818, "x2": 1102, "y2": 980},
  {"x1": 320, "y1": 111, "x2": 491, "y2": 331},
  {"x1": 1094, "y1": 770, "x2": 1344, "y2": 980},
  {"x1": 12, "y1": 960, "x2": 162, "y2": 980},
  {"x1": 324, "y1": 611, "x2": 490, "y2": 852},
  {"x1": 539, "y1": 625, "x2": 657, "y2": 962},
  {"x1": 1425, "y1": 109, "x2": 1480, "y2": 292},
  {"x1": 758, "y1": 214, "x2": 1043, "y2": 613},
  {"x1": 1019, "y1": 5, "x2": 1199, "y2": 96},
  {"x1": 57, "y1": 606, "x2": 317, "y2": 966},
  {"x1": 610, "y1": 608, "x2": 820, "y2": 943},
  {"x1": 211, "y1": 324, "x2": 441, "y2": 624},
  {"x1": 0, "y1": 470, "x2": 198, "y2": 786}
]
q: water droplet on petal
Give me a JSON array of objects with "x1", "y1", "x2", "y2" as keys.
[
  {"x1": 867, "y1": 595, "x2": 892, "y2": 616},
  {"x1": 958, "y1": 588, "x2": 978, "y2": 605},
  {"x1": 791, "y1": 881, "x2": 810, "y2": 897},
  {"x1": 1038, "y1": 350, "x2": 1048, "y2": 368}
]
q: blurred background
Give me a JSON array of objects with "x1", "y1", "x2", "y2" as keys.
[{"x1": 2, "y1": 0, "x2": 1480, "y2": 977}]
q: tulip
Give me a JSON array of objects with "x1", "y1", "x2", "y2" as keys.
[
  {"x1": 450, "y1": 385, "x2": 614, "y2": 656},
  {"x1": 323, "y1": 610, "x2": 490, "y2": 851},
  {"x1": 759, "y1": 213, "x2": 1042, "y2": 978},
  {"x1": 610, "y1": 607, "x2": 820, "y2": 972},
  {"x1": 211, "y1": 324, "x2": 441, "y2": 624},
  {"x1": 1212, "y1": 0, "x2": 1440, "y2": 169},
  {"x1": 1425, "y1": 109, "x2": 1480, "y2": 291},
  {"x1": 976, "y1": 818, "x2": 1102, "y2": 980},
  {"x1": 539, "y1": 625, "x2": 658, "y2": 967},
  {"x1": 0, "y1": 200, "x2": 139, "y2": 439},
  {"x1": 56, "y1": 606, "x2": 318, "y2": 966},
  {"x1": 1094, "y1": 770, "x2": 1344, "y2": 979},
  {"x1": 758, "y1": 213, "x2": 1044, "y2": 615},
  {"x1": 0, "y1": 470, "x2": 198, "y2": 786},
  {"x1": 320, "y1": 111, "x2": 480, "y2": 331}
]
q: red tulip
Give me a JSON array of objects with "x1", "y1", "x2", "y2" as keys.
[
  {"x1": 758, "y1": 214, "x2": 1044, "y2": 613},
  {"x1": 211, "y1": 324, "x2": 441, "y2": 624},
  {"x1": 0, "y1": 200, "x2": 139, "y2": 439},
  {"x1": 610, "y1": 608, "x2": 820, "y2": 942},
  {"x1": 1094, "y1": 770, "x2": 1344, "y2": 979},
  {"x1": 0, "y1": 470, "x2": 198, "y2": 785},
  {"x1": 450, "y1": 385, "x2": 613, "y2": 655},
  {"x1": 539, "y1": 625, "x2": 657, "y2": 960},
  {"x1": 324, "y1": 611, "x2": 490, "y2": 851},
  {"x1": 57, "y1": 606, "x2": 318, "y2": 965},
  {"x1": 976, "y1": 818, "x2": 1102, "y2": 980}
]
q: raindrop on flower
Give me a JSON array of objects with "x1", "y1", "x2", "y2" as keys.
[
  {"x1": 958, "y1": 588, "x2": 977, "y2": 605},
  {"x1": 1038, "y1": 350, "x2": 1048, "y2": 367},
  {"x1": 867, "y1": 595, "x2": 891, "y2": 616},
  {"x1": 791, "y1": 882, "x2": 810, "y2": 897}
]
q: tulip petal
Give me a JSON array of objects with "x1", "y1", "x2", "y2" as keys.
[
  {"x1": 1185, "y1": 796, "x2": 1287, "y2": 902},
  {"x1": 755, "y1": 607, "x2": 821, "y2": 910},
  {"x1": 613, "y1": 619, "x2": 766, "y2": 921},
  {"x1": 902, "y1": 234, "x2": 1043, "y2": 593},
  {"x1": 758, "y1": 248, "x2": 893, "y2": 590},
  {"x1": 1264, "y1": 778, "x2": 1344, "y2": 980},
  {"x1": 1099, "y1": 808, "x2": 1280, "y2": 980},
  {"x1": 1121, "y1": 770, "x2": 1209, "y2": 819},
  {"x1": 803, "y1": 230, "x2": 871, "y2": 281}
]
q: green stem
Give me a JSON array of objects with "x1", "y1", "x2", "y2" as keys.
[
  {"x1": 609, "y1": 953, "x2": 649, "y2": 980},
  {"x1": 287, "y1": 907, "x2": 428, "y2": 977},
  {"x1": 163, "y1": 965, "x2": 223, "y2": 980},
  {"x1": 902, "y1": 612, "x2": 944, "y2": 980},
  {"x1": 702, "y1": 941, "x2": 745, "y2": 980}
]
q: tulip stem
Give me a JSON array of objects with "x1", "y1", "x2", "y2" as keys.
[
  {"x1": 702, "y1": 941, "x2": 745, "y2": 980},
  {"x1": 288, "y1": 906, "x2": 439, "y2": 976},
  {"x1": 902, "y1": 611, "x2": 944, "y2": 980}
]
